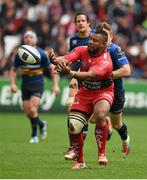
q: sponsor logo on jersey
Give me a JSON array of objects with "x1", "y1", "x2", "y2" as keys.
[
  {"x1": 117, "y1": 46, "x2": 125, "y2": 57},
  {"x1": 98, "y1": 61, "x2": 109, "y2": 70}
]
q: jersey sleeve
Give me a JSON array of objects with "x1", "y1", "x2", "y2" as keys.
[
  {"x1": 65, "y1": 47, "x2": 81, "y2": 63},
  {"x1": 38, "y1": 48, "x2": 51, "y2": 66},
  {"x1": 12, "y1": 54, "x2": 21, "y2": 68},
  {"x1": 110, "y1": 45, "x2": 129, "y2": 68},
  {"x1": 42, "y1": 52, "x2": 51, "y2": 66}
]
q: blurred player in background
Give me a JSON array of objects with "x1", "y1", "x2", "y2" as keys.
[
  {"x1": 49, "y1": 29, "x2": 114, "y2": 169},
  {"x1": 94, "y1": 22, "x2": 131, "y2": 157},
  {"x1": 10, "y1": 30, "x2": 60, "y2": 143}
]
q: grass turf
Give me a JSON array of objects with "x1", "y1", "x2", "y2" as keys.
[{"x1": 0, "y1": 113, "x2": 147, "y2": 179}]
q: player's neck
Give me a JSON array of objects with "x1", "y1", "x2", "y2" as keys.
[{"x1": 79, "y1": 28, "x2": 91, "y2": 38}]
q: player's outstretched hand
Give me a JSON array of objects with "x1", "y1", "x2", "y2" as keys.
[
  {"x1": 55, "y1": 62, "x2": 70, "y2": 75},
  {"x1": 69, "y1": 78, "x2": 78, "y2": 89},
  {"x1": 47, "y1": 48, "x2": 58, "y2": 65},
  {"x1": 10, "y1": 84, "x2": 17, "y2": 93}
]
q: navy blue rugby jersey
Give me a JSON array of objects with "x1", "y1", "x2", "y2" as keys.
[
  {"x1": 107, "y1": 43, "x2": 129, "y2": 92},
  {"x1": 13, "y1": 47, "x2": 51, "y2": 85},
  {"x1": 69, "y1": 29, "x2": 95, "y2": 71}
]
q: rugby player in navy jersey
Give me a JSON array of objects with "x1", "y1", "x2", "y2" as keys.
[
  {"x1": 64, "y1": 12, "x2": 96, "y2": 160},
  {"x1": 10, "y1": 30, "x2": 60, "y2": 143},
  {"x1": 94, "y1": 22, "x2": 131, "y2": 157},
  {"x1": 67, "y1": 12, "x2": 95, "y2": 109}
]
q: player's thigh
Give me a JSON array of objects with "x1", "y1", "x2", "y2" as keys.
[
  {"x1": 110, "y1": 91, "x2": 125, "y2": 114},
  {"x1": 93, "y1": 99, "x2": 111, "y2": 119},
  {"x1": 29, "y1": 96, "x2": 41, "y2": 109},
  {"x1": 69, "y1": 87, "x2": 78, "y2": 97},
  {"x1": 23, "y1": 100, "x2": 30, "y2": 112}
]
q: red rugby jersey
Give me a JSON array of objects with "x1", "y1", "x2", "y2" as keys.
[{"x1": 65, "y1": 46, "x2": 112, "y2": 80}]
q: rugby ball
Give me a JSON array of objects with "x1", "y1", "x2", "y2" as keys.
[{"x1": 18, "y1": 45, "x2": 41, "y2": 64}]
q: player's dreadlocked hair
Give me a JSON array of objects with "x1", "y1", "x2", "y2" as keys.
[{"x1": 95, "y1": 29, "x2": 108, "y2": 46}]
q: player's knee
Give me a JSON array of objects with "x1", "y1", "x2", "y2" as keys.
[
  {"x1": 27, "y1": 106, "x2": 37, "y2": 117},
  {"x1": 68, "y1": 114, "x2": 87, "y2": 134},
  {"x1": 93, "y1": 111, "x2": 106, "y2": 121},
  {"x1": 93, "y1": 111, "x2": 107, "y2": 127}
]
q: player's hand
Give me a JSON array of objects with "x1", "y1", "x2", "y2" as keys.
[
  {"x1": 10, "y1": 84, "x2": 17, "y2": 93},
  {"x1": 69, "y1": 78, "x2": 78, "y2": 89},
  {"x1": 55, "y1": 62, "x2": 70, "y2": 75},
  {"x1": 48, "y1": 49, "x2": 58, "y2": 65}
]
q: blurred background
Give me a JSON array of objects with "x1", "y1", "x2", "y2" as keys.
[
  {"x1": 0, "y1": 0, "x2": 147, "y2": 79},
  {"x1": 0, "y1": 0, "x2": 147, "y2": 113}
]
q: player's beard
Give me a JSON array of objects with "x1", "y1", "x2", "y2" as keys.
[{"x1": 88, "y1": 46, "x2": 105, "y2": 57}]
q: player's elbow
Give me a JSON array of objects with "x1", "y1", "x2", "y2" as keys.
[
  {"x1": 124, "y1": 65, "x2": 131, "y2": 77},
  {"x1": 126, "y1": 69, "x2": 131, "y2": 77}
]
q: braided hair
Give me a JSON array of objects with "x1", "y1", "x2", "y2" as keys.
[{"x1": 95, "y1": 29, "x2": 108, "y2": 47}]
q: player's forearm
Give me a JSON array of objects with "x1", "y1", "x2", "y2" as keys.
[
  {"x1": 10, "y1": 68, "x2": 17, "y2": 85},
  {"x1": 49, "y1": 65, "x2": 60, "y2": 86},
  {"x1": 112, "y1": 65, "x2": 131, "y2": 79},
  {"x1": 71, "y1": 70, "x2": 97, "y2": 80},
  {"x1": 50, "y1": 67, "x2": 60, "y2": 96},
  {"x1": 52, "y1": 73, "x2": 60, "y2": 87}
]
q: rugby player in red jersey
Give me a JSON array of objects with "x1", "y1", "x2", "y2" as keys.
[
  {"x1": 49, "y1": 29, "x2": 114, "y2": 169},
  {"x1": 64, "y1": 12, "x2": 95, "y2": 160}
]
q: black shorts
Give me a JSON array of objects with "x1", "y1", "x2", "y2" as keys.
[
  {"x1": 110, "y1": 90, "x2": 125, "y2": 114},
  {"x1": 21, "y1": 83, "x2": 44, "y2": 101}
]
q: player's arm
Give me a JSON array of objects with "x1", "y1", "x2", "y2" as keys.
[
  {"x1": 44, "y1": 49, "x2": 60, "y2": 95},
  {"x1": 56, "y1": 62, "x2": 98, "y2": 80},
  {"x1": 48, "y1": 47, "x2": 81, "y2": 67},
  {"x1": 111, "y1": 46, "x2": 131, "y2": 79},
  {"x1": 10, "y1": 66, "x2": 18, "y2": 93},
  {"x1": 71, "y1": 65, "x2": 110, "y2": 80},
  {"x1": 56, "y1": 56, "x2": 111, "y2": 81},
  {"x1": 71, "y1": 70, "x2": 98, "y2": 80},
  {"x1": 112, "y1": 64, "x2": 131, "y2": 80},
  {"x1": 49, "y1": 64, "x2": 60, "y2": 96},
  {"x1": 47, "y1": 48, "x2": 68, "y2": 66}
]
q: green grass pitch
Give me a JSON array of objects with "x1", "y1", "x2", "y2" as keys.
[{"x1": 0, "y1": 113, "x2": 147, "y2": 179}]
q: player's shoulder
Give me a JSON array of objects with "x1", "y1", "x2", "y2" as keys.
[
  {"x1": 70, "y1": 32, "x2": 79, "y2": 40},
  {"x1": 75, "y1": 46, "x2": 87, "y2": 52},
  {"x1": 100, "y1": 51, "x2": 111, "y2": 60},
  {"x1": 108, "y1": 43, "x2": 118, "y2": 51},
  {"x1": 91, "y1": 28, "x2": 96, "y2": 34},
  {"x1": 36, "y1": 47, "x2": 48, "y2": 58},
  {"x1": 108, "y1": 43, "x2": 124, "y2": 54},
  {"x1": 36, "y1": 47, "x2": 45, "y2": 54}
]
